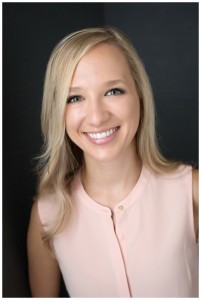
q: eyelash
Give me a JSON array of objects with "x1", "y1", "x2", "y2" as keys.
[
  {"x1": 105, "y1": 87, "x2": 126, "y2": 96},
  {"x1": 66, "y1": 95, "x2": 83, "y2": 104},
  {"x1": 66, "y1": 87, "x2": 126, "y2": 104}
]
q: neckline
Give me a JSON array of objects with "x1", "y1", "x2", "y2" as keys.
[{"x1": 74, "y1": 165, "x2": 151, "y2": 215}]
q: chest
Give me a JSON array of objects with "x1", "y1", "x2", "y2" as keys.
[{"x1": 53, "y1": 188, "x2": 198, "y2": 297}]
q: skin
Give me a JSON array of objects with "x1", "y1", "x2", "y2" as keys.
[
  {"x1": 27, "y1": 43, "x2": 199, "y2": 297},
  {"x1": 27, "y1": 201, "x2": 61, "y2": 297},
  {"x1": 65, "y1": 44, "x2": 141, "y2": 210},
  {"x1": 192, "y1": 169, "x2": 199, "y2": 242},
  {"x1": 66, "y1": 44, "x2": 140, "y2": 163}
]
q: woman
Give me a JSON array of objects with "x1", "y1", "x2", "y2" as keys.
[{"x1": 27, "y1": 27, "x2": 198, "y2": 297}]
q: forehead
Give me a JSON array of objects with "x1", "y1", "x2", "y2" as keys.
[
  {"x1": 78, "y1": 43, "x2": 128, "y2": 67},
  {"x1": 71, "y1": 43, "x2": 131, "y2": 84}
]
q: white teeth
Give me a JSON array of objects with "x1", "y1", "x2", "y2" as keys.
[{"x1": 87, "y1": 127, "x2": 118, "y2": 139}]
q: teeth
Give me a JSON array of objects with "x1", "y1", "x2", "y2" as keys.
[{"x1": 87, "y1": 127, "x2": 118, "y2": 139}]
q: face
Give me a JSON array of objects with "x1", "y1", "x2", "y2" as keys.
[{"x1": 65, "y1": 43, "x2": 140, "y2": 164}]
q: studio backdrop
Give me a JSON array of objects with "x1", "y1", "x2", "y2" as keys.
[{"x1": 3, "y1": 3, "x2": 198, "y2": 297}]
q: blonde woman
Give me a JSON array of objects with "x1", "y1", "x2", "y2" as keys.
[{"x1": 27, "y1": 27, "x2": 198, "y2": 297}]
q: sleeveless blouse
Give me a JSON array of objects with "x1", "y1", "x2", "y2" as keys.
[{"x1": 38, "y1": 165, "x2": 198, "y2": 297}]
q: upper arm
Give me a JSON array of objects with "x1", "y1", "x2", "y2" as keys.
[
  {"x1": 27, "y1": 200, "x2": 61, "y2": 297},
  {"x1": 192, "y1": 168, "x2": 199, "y2": 243}
]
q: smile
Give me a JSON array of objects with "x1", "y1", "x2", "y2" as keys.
[{"x1": 85, "y1": 127, "x2": 119, "y2": 140}]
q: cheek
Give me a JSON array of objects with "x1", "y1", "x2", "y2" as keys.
[
  {"x1": 118, "y1": 97, "x2": 140, "y2": 124},
  {"x1": 65, "y1": 109, "x2": 80, "y2": 136},
  {"x1": 132, "y1": 100, "x2": 140, "y2": 124}
]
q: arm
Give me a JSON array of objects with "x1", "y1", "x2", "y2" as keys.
[
  {"x1": 27, "y1": 201, "x2": 61, "y2": 297},
  {"x1": 192, "y1": 169, "x2": 199, "y2": 243}
]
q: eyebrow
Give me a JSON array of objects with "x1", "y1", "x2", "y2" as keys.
[{"x1": 69, "y1": 79, "x2": 126, "y2": 93}]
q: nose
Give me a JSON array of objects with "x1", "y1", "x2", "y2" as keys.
[{"x1": 86, "y1": 97, "x2": 110, "y2": 127}]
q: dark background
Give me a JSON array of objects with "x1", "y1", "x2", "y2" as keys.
[{"x1": 3, "y1": 3, "x2": 198, "y2": 297}]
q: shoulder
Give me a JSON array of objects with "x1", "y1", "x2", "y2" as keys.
[
  {"x1": 28, "y1": 200, "x2": 43, "y2": 233},
  {"x1": 192, "y1": 168, "x2": 198, "y2": 203},
  {"x1": 192, "y1": 168, "x2": 199, "y2": 242},
  {"x1": 36, "y1": 192, "x2": 60, "y2": 231},
  {"x1": 151, "y1": 164, "x2": 192, "y2": 180},
  {"x1": 192, "y1": 168, "x2": 199, "y2": 225}
]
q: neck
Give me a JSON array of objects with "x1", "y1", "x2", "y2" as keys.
[{"x1": 81, "y1": 143, "x2": 142, "y2": 209}]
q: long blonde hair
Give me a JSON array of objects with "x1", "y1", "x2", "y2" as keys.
[{"x1": 36, "y1": 26, "x2": 179, "y2": 243}]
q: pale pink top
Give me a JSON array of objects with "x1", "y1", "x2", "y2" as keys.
[{"x1": 38, "y1": 165, "x2": 198, "y2": 297}]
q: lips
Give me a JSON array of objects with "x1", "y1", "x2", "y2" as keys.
[
  {"x1": 85, "y1": 127, "x2": 119, "y2": 140},
  {"x1": 83, "y1": 126, "x2": 120, "y2": 144}
]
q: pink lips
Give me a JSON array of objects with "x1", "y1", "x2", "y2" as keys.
[{"x1": 84, "y1": 126, "x2": 120, "y2": 145}]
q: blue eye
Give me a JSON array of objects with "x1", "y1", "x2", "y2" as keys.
[
  {"x1": 66, "y1": 95, "x2": 83, "y2": 104},
  {"x1": 106, "y1": 88, "x2": 125, "y2": 96}
]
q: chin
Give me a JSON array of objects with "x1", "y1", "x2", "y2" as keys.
[{"x1": 85, "y1": 149, "x2": 123, "y2": 163}]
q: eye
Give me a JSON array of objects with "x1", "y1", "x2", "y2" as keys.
[
  {"x1": 66, "y1": 95, "x2": 83, "y2": 104},
  {"x1": 105, "y1": 88, "x2": 125, "y2": 96}
]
